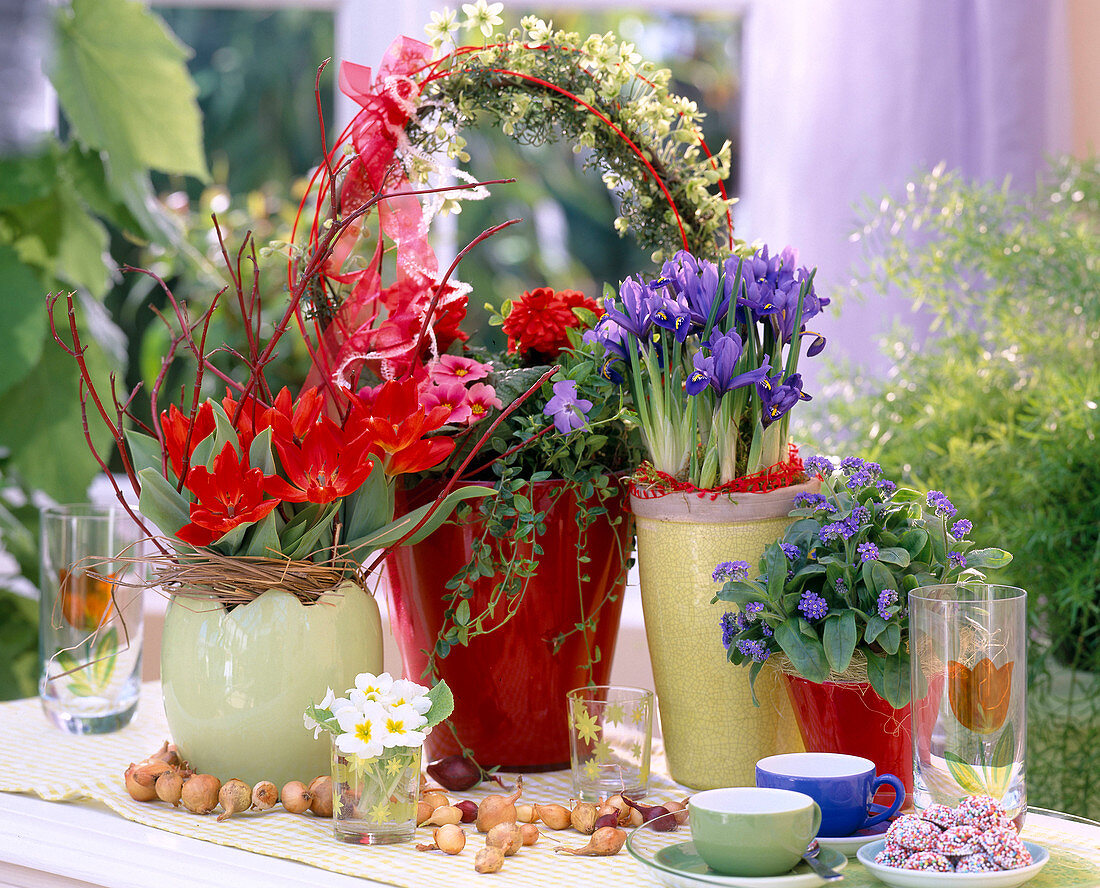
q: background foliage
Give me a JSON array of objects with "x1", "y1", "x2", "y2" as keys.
[{"x1": 819, "y1": 157, "x2": 1100, "y2": 819}]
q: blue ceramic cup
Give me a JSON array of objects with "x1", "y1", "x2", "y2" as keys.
[{"x1": 755, "y1": 752, "x2": 905, "y2": 838}]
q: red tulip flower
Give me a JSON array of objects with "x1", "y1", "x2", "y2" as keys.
[
  {"x1": 350, "y1": 378, "x2": 454, "y2": 476},
  {"x1": 947, "y1": 657, "x2": 1014, "y2": 735},
  {"x1": 161, "y1": 402, "x2": 215, "y2": 477},
  {"x1": 177, "y1": 442, "x2": 285, "y2": 547},
  {"x1": 269, "y1": 416, "x2": 376, "y2": 505}
]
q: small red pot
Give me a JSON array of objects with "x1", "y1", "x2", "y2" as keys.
[
  {"x1": 784, "y1": 674, "x2": 914, "y2": 809},
  {"x1": 385, "y1": 479, "x2": 632, "y2": 771}
]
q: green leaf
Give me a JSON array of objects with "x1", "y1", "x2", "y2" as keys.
[
  {"x1": 876, "y1": 547, "x2": 911, "y2": 568},
  {"x1": 962, "y1": 548, "x2": 1013, "y2": 570},
  {"x1": 342, "y1": 459, "x2": 395, "y2": 543},
  {"x1": 0, "y1": 152, "x2": 55, "y2": 209},
  {"x1": 0, "y1": 246, "x2": 48, "y2": 398},
  {"x1": 212, "y1": 522, "x2": 249, "y2": 556},
  {"x1": 774, "y1": 619, "x2": 830, "y2": 682},
  {"x1": 879, "y1": 621, "x2": 901, "y2": 655},
  {"x1": 991, "y1": 724, "x2": 1016, "y2": 770},
  {"x1": 764, "y1": 543, "x2": 787, "y2": 601},
  {"x1": 283, "y1": 503, "x2": 340, "y2": 560},
  {"x1": 861, "y1": 560, "x2": 897, "y2": 597},
  {"x1": 823, "y1": 610, "x2": 858, "y2": 674},
  {"x1": 248, "y1": 427, "x2": 275, "y2": 475},
  {"x1": 865, "y1": 651, "x2": 910, "y2": 709},
  {"x1": 0, "y1": 335, "x2": 111, "y2": 500},
  {"x1": 125, "y1": 430, "x2": 163, "y2": 476},
  {"x1": 864, "y1": 615, "x2": 889, "y2": 645},
  {"x1": 136, "y1": 467, "x2": 190, "y2": 537},
  {"x1": 454, "y1": 600, "x2": 471, "y2": 627},
  {"x1": 345, "y1": 486, "x2": 492, "y2": 553},
  {"x1": 243, "y1": 511, "x2": 280, "y2": 558},
  {"x1": 50, "y1": 0, "x2": 209, "y2": 181},
  {"x1": 54, "y1": 187, "x2": 111, "y2": 297},
  {"x1": 712, "y1": 582, "x2": 765, "y2": 609},
  {"x1": 422, "y1": 680, "x2": 455, "y2": 730}
]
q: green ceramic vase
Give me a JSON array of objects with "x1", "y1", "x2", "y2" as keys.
[
  {"x1": 631, "y1": 480, "x2": 818, "y2": 789},
  {"x1": 161, "y1": 582, "x2": 383, "y2": 787}
]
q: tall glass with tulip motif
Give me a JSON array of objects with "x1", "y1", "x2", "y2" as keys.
[{"x1": 909, "y1": 585, "x2": 1027, "y2": 826}]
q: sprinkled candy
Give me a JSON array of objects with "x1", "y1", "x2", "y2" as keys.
[
  {"x1": 886, "y1": 815, "x2": 942, "y2": 851},
  {"x1": 979, "y1": 826, "x2": 1033, "y2": 870},
  {"x1": 874, "y1": 847, "x2": 911, "y2": 868},
  {"x1": 902, "y1": 851, "x2": 954, "y2": 872},
  {"x1": 920, "y1": 803, "x2": 958, "y2": 831},
  {"x1": 956, "y1": 853, "x2": 1001, "y2": 874},
  {"x1": 937, "y1": 824, "x2": 984, "y2": 856},
  {"x1": 956, "y1": 795, "x2": 1013, "y2": 831}
]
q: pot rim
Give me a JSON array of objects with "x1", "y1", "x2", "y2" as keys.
[{"x1": 629, "y1": 477, "x2": 821, "y2": 524}]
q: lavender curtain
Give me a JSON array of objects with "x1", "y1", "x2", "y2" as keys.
[{"x1": 738, "y1": 0, "x2": 1072, "y2": 384}]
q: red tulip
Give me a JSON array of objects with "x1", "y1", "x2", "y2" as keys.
[
  {"x1": 160, "y1": 402, "x2": 215, "y2": 477},
  {"x1": 177, "y1": 442, "x2": 284, "y2": 547}
]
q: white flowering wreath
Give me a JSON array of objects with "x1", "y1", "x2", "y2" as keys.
[{"x1": 300, "y1": 7, "x2": 737, "y2": 279}]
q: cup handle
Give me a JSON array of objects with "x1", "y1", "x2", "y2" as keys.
[
  {"x1": 810, "y1": 800, "x2": 822, "y2": 838},
  {"x1": 863, "y1": 774, "x2": 905, "y2": 829}
]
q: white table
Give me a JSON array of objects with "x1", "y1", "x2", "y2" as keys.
[{"x1": 3, "y1": 790, "x2": 1098, "y2": 888}]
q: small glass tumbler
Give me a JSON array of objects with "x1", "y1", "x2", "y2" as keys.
[
  {"x1": 909, "y1": 584, "x2": 1027, "y2": 826},
  {"x1": 567, "y1": 684, "x2": 653, "y2": 801},
  {"x1": 332, "y1": 743, "x2": 422, "y2": 844},
  {"x1": 39, "y1": 504, "x2": 146, "y2": 734}
]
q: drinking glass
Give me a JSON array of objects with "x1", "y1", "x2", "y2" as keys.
[
  {"x1": 39, "y1": 504, "x2": 146, "y2": 733},
  {"x1": 909, "y1": 584, "x2": 1026, "y2": 825},
  {"x1": 567, "y1": 685, "x2": 653, "y2": 801},
  {"x1": 332, "y1": 743, "x2": 421, "y2": 844}
]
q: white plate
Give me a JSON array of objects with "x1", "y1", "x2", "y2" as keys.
[
  {"x1": 629, "y1": 838, "x2": 848, "y2": 888},
  {"x1": 816, "y1": 820, "x2": 892, "y2": 856},
  {"x1": 856, "y1": 840, "x2": 1049, "y2": 888}
]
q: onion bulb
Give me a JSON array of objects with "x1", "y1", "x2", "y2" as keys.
[
  {"x1": 554, "y1": 826, "x2": 627, "y2": 856},
  {"x1": 308, "y1": 776, "x2": 333, "y2": 817},
  {"x1": 474, "y1": 846, "x2": 505, "y2": 873},
  {"x1": 280, "y1": 781, "x2": 312, "y2": 814},
  {"x1": 534, "y1": 804, "x2": 571, "y2": 830},
  {"x1": 123, "y1": 763, "x2": 157, "y2": 802},
  {"x1": 416, "y1": 824, "x2": 466, "y2": 855},
  {"x1": 155, "y1": 769, "x2": 184, "y2": 806},
  {"x1": 485, "y1": 822, "x2": 522, "y2": 856},
  {"x1": 570, "y1": 801, "x2": 598, "y2": 835},
  {"x1": 519, "y1": 823, "x2": 540, "y2": 846},
  {"x1": 475, "y1": 776, "x2": 523, "y2": 833},
  {"x1": 251, "y1": 781, "x2": 278, "y2": 811},
  {"x1": 216, "y1": 778, "x2": 252, "y2": 822},
  {"x1": 181, "y1": 774, "x2": 221, "y2": 815}
]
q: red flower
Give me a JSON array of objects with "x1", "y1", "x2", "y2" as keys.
[
  {"x1": 177, "y1": 442, "x2": 285, "y2": 547},
  {"x1": 220, "y1": 391, "x2": 270, "y2": 452},
  {"x1": 501, "y1": 287, "x2": 602, "y2": 357},
  {"x1": 263, "y1": 386, "x2": 326, "y2": 442},
  {"x1": 268, "y1": 415, "x2": 376, "y2": 505},
  {"x1": 161, "y1": 402, "x2": 215, "y2": 477},
  {"x1": 351, "y1": 378, "x2": 455, "y2": 476}
]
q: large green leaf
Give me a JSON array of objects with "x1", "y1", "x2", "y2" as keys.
[
  {"x1": 865, "y1": 651, "x2": 910, "y2": 709},
  {"x1": 0, "y1": 152, "x2": 55, "y2": 210},
  {"x1": 823, "y1": 610, "x2": 858, "y2": 674},
  {"x1": 774, "y1": 619, "x2": 830, "y2": 683},
  {"x1": 962, "y1": 548, "x2": 1013, "y2": 571},
  {"x1": 50, "y1": 0, "x2": 208, "y2": 182},
  {"x1": 422, "y1": 680, "x2": 455, "y2": 730},
  {"x1": 0, "y1": 336, "x2": 111, "y2": 500},
  {"x1": 342, "y1": 460, "x2": 395, "y2": 543},
  {"x1": 0, "y1": 246, "x2": 48, "y2": 398},
  {"x1": 345, "y1": 486, "x2": 492, "y2": 554},
  {"x1": 136, "y1": 467, "x2": 189, "y2": 538}
]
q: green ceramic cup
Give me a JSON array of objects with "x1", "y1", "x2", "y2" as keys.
[{"x1": 688, "y1": 787, "x2": 821, "y2": 876}]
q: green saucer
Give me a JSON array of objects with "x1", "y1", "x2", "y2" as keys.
[{"x1": 650, "y1": 842, "x2": 848, "y2": 887}]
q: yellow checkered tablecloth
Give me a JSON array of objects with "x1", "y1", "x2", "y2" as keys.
[{"x1": 1, "y1": 684, "x2": 1099, "y2": 887}]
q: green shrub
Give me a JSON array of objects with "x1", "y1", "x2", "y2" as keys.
[{"x1": 820, "y1": 157, "x2": 1100, "y2": 818}]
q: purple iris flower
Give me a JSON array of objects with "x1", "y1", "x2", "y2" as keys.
[
  {"x1": 584, "y1": 316, "x2": 632, "y2": 385},
  {"x1": 757, "y1": 370, "x2": 811, "y2": 427},
  {"x1": 543, "y1": 380, "x2": 593, "y2": 435},
  {"x1": 601, "y1": 277, "x2": 654, "y2": 340},
  {"x1": 668, "y1": 252, "x2": 730, "y2": 327},
  {"x1": 687, "y1": 335, "x2": 770, "y2": 398},
  {"x1": 651, "y1": 294, "x2": 693, "y2": 343}
]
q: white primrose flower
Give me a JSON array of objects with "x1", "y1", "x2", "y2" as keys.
[
  {"x1": 379, "y1": 703, "x2": 428, "y2": 749},
  {"x1": 351, "y1": 671, "x2": 394, "y2": 705},
  {"x1": 334, "y1": 699, "x2": 388, "y2": 759},
  {"x1": 388, "y1": 678, "x2": 432, "y2": 714}
]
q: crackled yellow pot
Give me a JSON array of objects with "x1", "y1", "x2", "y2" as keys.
[
  {"x1": 161, "y1": 582, "x2": 383, "y2": 787},
  {"x1": 631, "y1": 481, "x2": 817, "y2": 789}
]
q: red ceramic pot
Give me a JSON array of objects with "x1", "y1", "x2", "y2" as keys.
[
  {"x1": 385, "y1": 479, "x2": 633, "y2": 771},
  {"x1": 784, "y1": 674, "x2": 914, "y2": 809}
]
